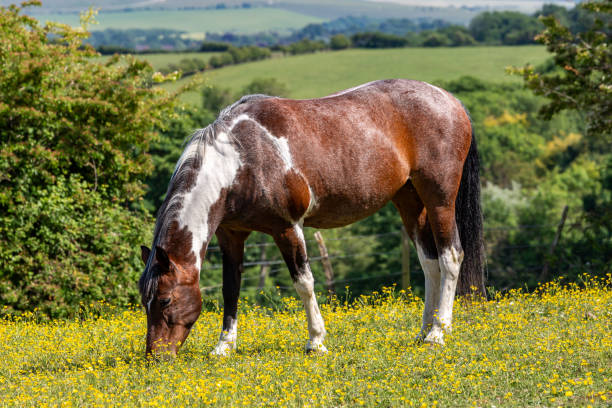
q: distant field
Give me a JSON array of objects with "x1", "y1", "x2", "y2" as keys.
[
  {"x1": 157, "y1": 46, "x2": 549, "y2": 105},
  {"x1": 32, "y1": 8, "x2": 325, "y2": 35},
  {"x1": 97, "y1": 52, "x2": 221, "y2": 71}
]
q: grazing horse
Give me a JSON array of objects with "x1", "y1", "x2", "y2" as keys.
[{"x1": 139, "y1": 79, "x2": 485, "y2": 356}]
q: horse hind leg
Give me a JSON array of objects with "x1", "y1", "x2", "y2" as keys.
[
  {"x1": 411, "y1": 174, "x2": 464, "y2": 346},
  {"x1": 211, "y1": 228, "x2": 250, "y2": 356},
  {"x1": 273, "y1": 224, "x2": 327, "y2": 353},
  {"x1": 392, "y1": 182, "x2": 441, "y2": 342}
]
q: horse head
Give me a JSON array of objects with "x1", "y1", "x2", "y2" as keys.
[{"x1": 140, "y1": 245, "x2": 202, "y2": 356}]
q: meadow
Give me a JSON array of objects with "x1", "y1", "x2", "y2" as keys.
[
  {"x1": 156, "y1": 46, "x2": 550, "y2": 105},
  {"x1": 32, "y1": 8, "x2": 324, "y2": 35},
  {"x1": 1, "y1": 278, "x2": 610, "y2": 407}
]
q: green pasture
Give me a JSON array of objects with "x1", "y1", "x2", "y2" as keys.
[
  {"x1": 158, "y1": 46, "x2": 549, "y2": 105},
  {"x1": 25, "y1": 0, "x2": 477, "y2": 23},
  {"x1": 33, "y1": 7, "x2": 324, "y2": 35},
  {"x1": 1, "y1": 280, "x2": 610, "y2": 407}
]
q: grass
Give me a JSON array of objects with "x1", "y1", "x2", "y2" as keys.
[
  {"x1": 1, "y1": 277, "x2": 610, "y2": 407},
  {"x1": 32, "y1": 8, "x2": 325, "y2": 35},
  {"x1": 158, "y1": 46, "x2": 550, "y2": 105}
]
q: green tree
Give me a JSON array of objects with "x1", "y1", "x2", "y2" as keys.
[
  {"x1": 240, "y1": 78, "x2": 289, "y2": 97},
  {"x1": 513, "y1": 0, "x2": 611, "y2": 146},
  {"x1": 469, "y1": 11, "x2": 542, "y2": 44},
  {"x1": 0, "y1": 2, "x2": 183, "y2": 317},
  {"x1": 330, "y1": 34, "x2": 351, "y2": 50}
]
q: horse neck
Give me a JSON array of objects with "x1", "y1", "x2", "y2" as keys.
[{"x1": 158, "y1": 125, "x2": 241, "y2": 271}]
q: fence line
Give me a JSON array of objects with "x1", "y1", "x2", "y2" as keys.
[{"x1": 198, "y1": 221, "x2": 581, "y2": 294}]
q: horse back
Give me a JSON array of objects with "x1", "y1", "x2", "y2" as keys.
[{"x1": 221, "y1": 79, "x2": 471, "y2": 230}]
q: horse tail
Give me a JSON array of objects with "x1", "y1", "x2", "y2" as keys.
[{"x1": 455, "y1": 119, "x2": 486, "y2": 298}]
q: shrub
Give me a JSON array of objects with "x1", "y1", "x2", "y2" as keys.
[
  {"x1": 330, "y1": 34, "x2": 351, "y2": 50},
  {"x1": 350, "y1": 32, "x2": 409, "y2": 48},
  {"x1": 0, "y1": 2, "x2": 180, "y2": 317}
]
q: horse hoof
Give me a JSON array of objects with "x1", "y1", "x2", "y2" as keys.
[
  {"x1": 423, "y1": 329, "x2": 445, "y2": 346},
  {"x1": 305, "y1": 341, "x2": 328, "y2": 354},
  {"x1": 210, "y1": 343, "x2": 234, "y2": 357}
]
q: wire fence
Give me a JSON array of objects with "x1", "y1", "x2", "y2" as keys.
[{"x1": 199, "y1": 218, "x2": 583, "y2": 295}]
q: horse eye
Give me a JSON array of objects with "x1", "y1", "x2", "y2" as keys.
[{"x1": 159, "y1": 298, "x2": 171, "y2": 308}]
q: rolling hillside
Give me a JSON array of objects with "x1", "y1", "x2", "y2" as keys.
[{"x1": 156, "y1": 46, "x2": 549, "y2": 105}]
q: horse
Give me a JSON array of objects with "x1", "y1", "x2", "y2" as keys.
[{"x1": 138, "y1": 79, "x2": 485, "y2": 356}]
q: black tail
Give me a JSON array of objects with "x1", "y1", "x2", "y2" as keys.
[{"x1": 455, "y1": 124, "x2": 486, "y2": 297}]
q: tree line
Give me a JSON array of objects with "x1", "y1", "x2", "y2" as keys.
[{"x1": 92, "y1": 4, "x2": 603, "y2": 54}]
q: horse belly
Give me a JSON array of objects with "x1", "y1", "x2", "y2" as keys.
[{"x1": 302, "y1": 165, "x2": 407, "y2": 229}]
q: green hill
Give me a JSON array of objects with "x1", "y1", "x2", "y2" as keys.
[
  {"x1": 33, "y1": 8, "x2": 325, "y2": 36},
  {"x1": 158, "y1": 46, "x2": 549, "y2": 105}
]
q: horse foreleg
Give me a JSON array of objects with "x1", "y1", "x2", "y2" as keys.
[
  {"x1": 211, "y1": 228, "x2": 250, "y2": 356},
  {"x1": 274, "y1": 224, "x2": 327, "y2": 353}
]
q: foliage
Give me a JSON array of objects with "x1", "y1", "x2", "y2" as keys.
[
  {"x1": 208, "y1": 45, "x2": 271, "y2": 68},
  {"x1": 513, "y1": 0, "x2": 612, "y2": 146},
  {"x1": 240, "y1": 77, "x2": 290, "y2": 97},
  {"x1": 285, "y1": 38, "x2": 326, "y2": 55},
  {"x1": 0, "y1": 2, "x2": 180, "y2": 317},
  {"x1": 1, "y1": 278, "x2": 611, "y2": 406},
  {"x1": 0, "y1": 176, "x2": 152, "y2": 318},
  {"x1": 200, "y1": 41, "x2": 231, "y2": 52},
  {"x1": 159, "y1": 57, "x2": 207, "y2": 76},
  {"x1": 329, "y1": 34, "x2": 351, "y2": 50},
  {"x1": 469, "y1": 11, "x2": 542, "y2": 45},
  {"x1": 88, "y1": 28, "x2": 201, "y2": 51},
  {"x1": 350, "y1": 32, "x2": 409, "y2": 48}
]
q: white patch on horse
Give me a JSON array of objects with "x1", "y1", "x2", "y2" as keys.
[
  {"x1": 303, "y1": 186, "x2": 316, "y2": 219},
  {"x1": 178, "y1": 130, "x2": 242, "y2": 271},
  {"x1": 233, "y1": 114, "x2": 293, "y2": 171},
  {"x1": 211, "y1": 319, "x2": 237, "y2": 356},
  {"x1": 425, "y1": 246, "x2": 463, "y2": 345},
  {"x1": 292, "y1": 223, "x2": 327, "y2": 353},
  {"x1": 414, "y1": 240, "x2": 441, "y2": 340}
]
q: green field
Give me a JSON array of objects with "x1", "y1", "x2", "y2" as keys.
[
  {"x1": 22, "y1": 0, "x2": 478, "y2": 23},
  {"x1": 32, "y1": 8, "x2": 325, "y2": 35},
  {"x1": 156, "y1": 46, "x2": 549, "y2": 105},
  {"x1": 1, "y1": 280, "x2": 610, "y2": 406}
]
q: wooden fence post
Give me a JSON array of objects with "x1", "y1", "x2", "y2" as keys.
[
  {"x1": 256, "y1": 236, "x2": 270, "y2": 291},
  {"x1": 539, "y1": 205, "x2": 569, "y2": 283},
  {"x1": 314, "y1": 231, "x2": 335, "y2": 296},
  {"x1": 401, "y1": 226, "x2": 410, "y2": 290}
]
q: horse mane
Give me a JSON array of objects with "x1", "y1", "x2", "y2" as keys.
[
  {"x1": 138, "y1": 93, "x2": 272, "y2": 305},
  {"x1": 138, "y1": 124, "x2": 214, "y2": 305}
]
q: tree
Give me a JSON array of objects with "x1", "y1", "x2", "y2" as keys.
[
  {"x1": 469, "y1": 11, "x2": 542, "y2": 45},
  {"x1": 513, "y1": 0, "x2": 611, "y2": 146},
  {"x1": 0, "y1": 2, "x2": 183, "y2": 317},
  {"x1": 240, "y1": 78, "x2": 289, "y2": 97},
  {"x1": 330, "y1": 34, "x2": 351, "y2": 50}
]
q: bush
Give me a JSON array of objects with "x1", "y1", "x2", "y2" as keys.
[
  {"x1": 240, "y1": 78, "x2": 289, "y2": 97},
  {"x1": 287, "y1": 39, "x2": 326, "y2": 55},
  {"x1": 330, "y1": 34, "x2": 351, "y2": 50},
  {"x1": 0, "y1": 2, "x2": 180, "y2": 317},
  {"x1": 200, "y1": 41, "x2": 231, "y2": 52},
  {"x1": 350, "y1": 32, "x2": 409, "y2": 48}
]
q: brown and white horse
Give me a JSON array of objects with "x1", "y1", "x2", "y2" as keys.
[{"x1": 139, "y1": 79, "x2": 485, "y2": 356}]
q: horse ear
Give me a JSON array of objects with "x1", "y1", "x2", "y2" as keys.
[
  {"x1": 140, "y1": 246, "x2": 151, "y2": 265},
  {"x1": 155, "y1": 246, "x2": 172, "y2": 271}
]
